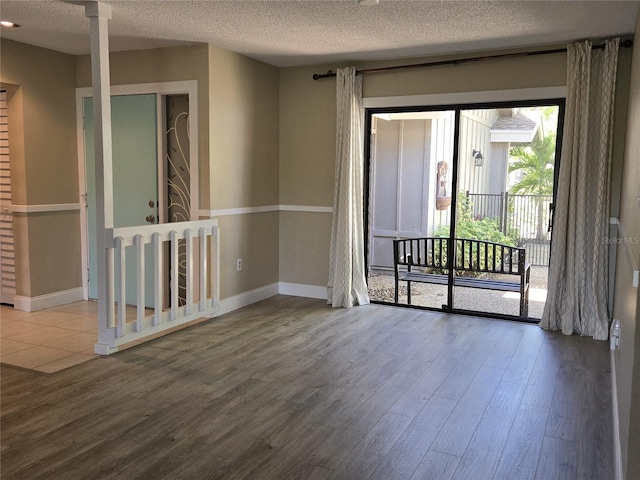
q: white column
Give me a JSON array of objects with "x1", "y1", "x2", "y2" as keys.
[{"x1": 86, "y1": 1, "x2": 116, "y2": 354}]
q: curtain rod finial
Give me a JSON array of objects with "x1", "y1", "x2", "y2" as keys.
[{"x1": 312, "y1": 70, "x2": 335, "y2": 80}]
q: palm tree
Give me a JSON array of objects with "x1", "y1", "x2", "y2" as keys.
[{"x1": 509, "y1": 134, "x2": 556, "y2": 240}]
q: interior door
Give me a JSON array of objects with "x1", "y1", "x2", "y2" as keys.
[{"x1": 84, "y1": 94, "x2": 158, "y2": 307}]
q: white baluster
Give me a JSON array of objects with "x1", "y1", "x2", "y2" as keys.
[
  {"x1": 107, "y1": 245, "x2": 116, "y2": 330},
  {"x1": 199, "y1": 227, "x2": 207, "y2": 311},
  {"x1": 153, "y1": 232, "x2": 162, "y2": 326},
  {"x1": 135, "y1": 234, "x2": 144, "y2": 332},
  {"x1": 115, "y1": 236, "x2": 126, "y2": 338},
  {"x1": 170, "y1": 230, "x2": 178, "y2": 320},
  {"x1": 185, "y1": 229, "x2": 193, "y2": 315},
  {"x1": 213, "y1": 225, "x2": 220, "y2": 307}
]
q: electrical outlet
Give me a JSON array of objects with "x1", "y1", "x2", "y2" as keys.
[{"x1": 236, "y1": 258, "x2": 243, "y2": 271}]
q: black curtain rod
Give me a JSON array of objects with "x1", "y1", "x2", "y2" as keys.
[{"x1": 312, "y1": 39, "x2": 633, "y2": 80}]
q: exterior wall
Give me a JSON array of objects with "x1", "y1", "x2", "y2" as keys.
[
  {"x1": 612, "y1": 12, "x2": 640, "y2": 478},
  {"x1": 369, "y1": 118, "x2": 434, "y2": 269},
  {"x1": 490, "y1": 143, "x2": 510, "y2": 194},
  {"x1": 0, "y1": 40, "x2": 81, "y2": 298},
  {"x1": 458, "y1": 109, "x2": 499, "y2": 195}
]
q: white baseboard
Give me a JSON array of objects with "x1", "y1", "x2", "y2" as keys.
[
  {"x1": 278, "y1": 282, "x2": 327, "y2": 300},
  {"x1": 13, "y1": 287, "x2": 85, "y2": 312},
  {"x1": 211, "y1": 282, "x2": 327, "y2": 319},
  {"x1": 611, "y1": 350, "x2": 624, "y2": 480},
  {"x1": 92, "y1": 282, "x2": 325, "y2": 354},
  {"x1": 215, "y1": 283, "x2": 280, "y2": 317}
]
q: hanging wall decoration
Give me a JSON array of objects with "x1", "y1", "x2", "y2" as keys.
[{"x1": 435, "y1": 160, "x2": 451, "y2": 210}]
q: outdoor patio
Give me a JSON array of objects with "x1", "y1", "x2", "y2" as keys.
[{"x1": 368, "y1": 265, "x2": 548, "y2": 320}]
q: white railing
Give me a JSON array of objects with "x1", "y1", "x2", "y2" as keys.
[{"x1": 95, "y1": 219, "x2": 220, "y2": 354}]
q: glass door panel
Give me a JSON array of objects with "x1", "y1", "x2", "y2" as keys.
[
  {"x1": 367, "y1": 109, "x2": 455, "y2": 309},
  {"x1": 453, "y1": 106, "x2": 559, "y2": 319}
]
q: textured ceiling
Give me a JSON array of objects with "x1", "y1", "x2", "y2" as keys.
[{"x1": 1, "y1": 1, "x2": 639, "y2": 67}]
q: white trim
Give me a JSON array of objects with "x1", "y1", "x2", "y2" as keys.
[
  {"x1": 278, "y1": 282, "x2": 328, "y2": 300},
  {"x1": 13, "y1": 287, "x2": 84, "y2": 312},
  {"x1": 107, "y1": 218, "x2": 218, "y2": 245},
  {"x1": 201, "y1": 205, "x2": 279, "y2": 217},
  {"x1": 216, "y1": 283, "x2": 279, "y2": 316},
  {"x1": 199, "y1": 204, "x2": 333, "y2": 217},
  {"x1": 95, "y1": 305, "x2": 219, "y2": 355},
  {"x1": 280, "y1": 205, "x2": 333, "y2": 213},
  {"x1": 94, "y1": 281, "x2": 329, "y2": 355},
  {"x1": 363, "y1": 86, "x2": 568, "y2": 109},
  {"x1": 10, "y1": 203, "x2": 81, "y2": 213},
  {"x1": 77, "y1": 89, "x2": 90, "y2": 298},
  {"x1": 95, "y1": 282, "x2": 279, "y2": 355},
  {"x1": 76, "y1": 81, "x2": 198, "y2": 98},
  {"x1": 611, "y1": 349, "x2": 624, "y2": 480},
  {"x1": 157, "y1": 93, "x2": 166, "y2": 223}
]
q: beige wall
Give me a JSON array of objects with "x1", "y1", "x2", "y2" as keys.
[
  {"x1": 278, "y1": 64, "x2": 337, "y2": 286},
  {"x1": 278, "y1": 48, "x2": 570, "y2": 288},
  {"x1": 360, "y1": 48, "x2": 566, "y2": 97},
  {"x1": 78, "y1": 44, "x2": 281, "y2": 299},
  {"x1": 207, "y1": 45, "x2": 280, "y2": 296},
  {"x1": 613, "y1": 13, "x2": 640, "y2": 479},
  {"x1": 217, "y1": 213, "x2": 279, "y2": 299},
  {"x1": 76, "y1": 44, "x2": 211, "y2": 210},
  {"x1": 0, "y1": 40, "x2": 81, "y2": 297},
  {"x1": 208, "y1": 44, "x2": 280, "y2": 210},
  {"x1": 4, "y1": 40, "x2": 280, "y2": 302}
]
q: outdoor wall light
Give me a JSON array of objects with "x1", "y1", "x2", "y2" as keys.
[{"x1": 473, "y1": 149, "x2": 484, "y2": 167}]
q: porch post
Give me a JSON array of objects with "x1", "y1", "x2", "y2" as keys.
[{"x1": 86, "y1": 1, "x2": 116, "y2": 353}]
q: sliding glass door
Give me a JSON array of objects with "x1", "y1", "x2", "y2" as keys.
[{"x1": 365, "y1": 101, "x2": 562, "y2": 321}]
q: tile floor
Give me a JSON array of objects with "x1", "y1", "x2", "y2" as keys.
[{"x1": 0, "y1": 301, "x2": 99, "y2": 374}]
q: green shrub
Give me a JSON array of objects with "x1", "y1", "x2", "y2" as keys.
[{"x1": 433, "y1": 193, "x2": 516, "y2": 275}]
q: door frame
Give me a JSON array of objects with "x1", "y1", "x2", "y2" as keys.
[
  {"x1": 364, "y1": 87, "x2": 566, "y2": 321},
  {"x1": 75, "y1": 81, "x2": 198, "y2": 301}
]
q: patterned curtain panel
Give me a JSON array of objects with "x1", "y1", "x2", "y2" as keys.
[
  {"x1": 541, "y1": 38, "x2": 620, "y2": 340},
  {"x1": 327, "y1": 67, "x2": 370, "y2": 307}
]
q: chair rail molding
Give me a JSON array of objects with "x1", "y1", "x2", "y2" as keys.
[
  {"x1": 199, "y1": 205, "x2": 333, "y2": 217},
  {"x1": 10, "y1": 203, "x2": 81, "y2": 213}
]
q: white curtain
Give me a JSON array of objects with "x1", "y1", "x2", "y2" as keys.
[
  {"x1": 327, "y1": 67, "x2": 370, "y2": 308},
  {"x1": 541, "y1": 38, "x2": 619, "y2": 340}
]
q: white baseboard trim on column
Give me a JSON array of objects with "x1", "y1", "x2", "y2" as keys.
[
  {"x1": 13, "y1": 287, "x2": 85, "y2": 312},
  {"x1": 215, "y1": 283, "x2": 280, "y2": 317},
  {"x1": 611, "y1": 349, "x2": 624, "y2": 480},
  {"x1": 279, "y1": 282, "x2": 327, "y2": 300}
]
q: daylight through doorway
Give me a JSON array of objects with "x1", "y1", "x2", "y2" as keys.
[{"x1": 366, "y1": 102, "x2": 562, "y2": 321}]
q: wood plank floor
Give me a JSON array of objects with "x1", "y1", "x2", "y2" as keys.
[{"x1": 0, "y1": 295, "x2": 613, "y2": 479}]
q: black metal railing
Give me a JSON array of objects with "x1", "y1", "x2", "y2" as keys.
[{"x1": 466, "y1": 192, "x2": 552, "y2": 266}]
